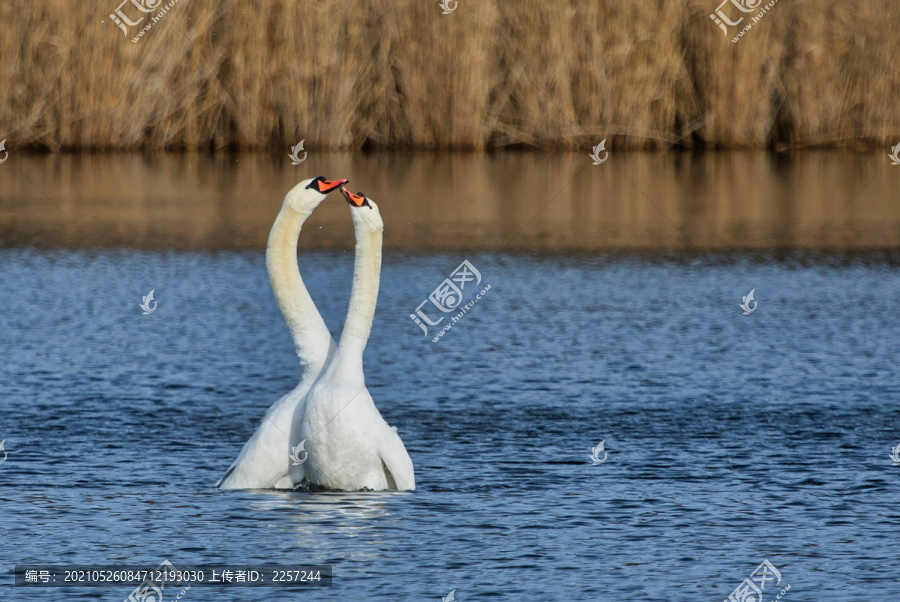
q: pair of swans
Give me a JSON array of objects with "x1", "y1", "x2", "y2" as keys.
[{"x1": 216, "y1": 177, "x2": 415, "y2": 492}]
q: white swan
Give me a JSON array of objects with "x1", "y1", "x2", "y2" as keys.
[
  {"x1": 289, "y1": 187, "x2": 415, "y2": 491},
  {"x1": 217, "y1": 176, "x2": 347, "y2": 490}
]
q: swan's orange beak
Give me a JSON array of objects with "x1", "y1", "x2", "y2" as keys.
[
  {"x1": 309, "y1": 177, "x2": 348, "y2": 194},
  {"x1": 341, "y1": 186, "x2": 371, "y2": 208}
]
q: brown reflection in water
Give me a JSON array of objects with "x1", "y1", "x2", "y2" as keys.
[{"x1": 0, "y1": 152, "x2": 897, "y2": 251}]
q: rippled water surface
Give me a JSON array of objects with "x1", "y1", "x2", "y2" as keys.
[
  {"x1": 2, "y1": 151, "x2": 900, "y2": 599},
  {"x1": 2, "y1": 247, "x2": 900, "y2": 600}
]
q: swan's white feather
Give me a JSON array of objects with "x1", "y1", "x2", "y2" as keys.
[
  {"x1": 216, "y1": 385, "x2": 307, "y2": 489},
  {"x1": 218, "y1": 178, "x2": 336, "y2": 490},
  {"x1": 219, "y1": 183, "x2": 415, "y2": 492},
  {"x1": 290, "y1": 194, "x2": 415, "y2": 491}
]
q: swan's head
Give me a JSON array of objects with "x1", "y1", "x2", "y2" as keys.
[
  {"x1": 285, "y1": 176, "x2": 348, "y2": 214},
  {"x1": 341, "y1": 187, "x2": 384, "y2": 233}
]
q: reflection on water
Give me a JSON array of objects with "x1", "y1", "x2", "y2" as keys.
[
  {"x1": 248, "y1": 491, "x2": 396, "y2": 560},
  {"x1": 0, "y1": 152, "x2": 897, "y2": 250}
]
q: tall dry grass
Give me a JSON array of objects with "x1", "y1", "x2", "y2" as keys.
[{"x1": 0, "y1": 0, "x2": 897, "y2": 150}]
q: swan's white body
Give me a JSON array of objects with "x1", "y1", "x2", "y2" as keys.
[
  {"x1": 290, "y1": 192, "x2": 415, "y2": 491},
  {"x1": 217, "y1": 178, "x2": 340, "y2": 490}
]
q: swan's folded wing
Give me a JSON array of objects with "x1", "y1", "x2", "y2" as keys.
[
  {"x1": 216, "y1": 417, "x2": 292, "y2": 490},
  {"x1": 378, "y1": 427, "x2": 415, "y2": 491},
  {"x1": 217, "y1": 390, "x2": 297, "y2": 490}
]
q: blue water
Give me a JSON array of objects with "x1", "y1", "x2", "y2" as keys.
[{"x1": 1, "y1": 249, "x2": 899, "y2": 601}]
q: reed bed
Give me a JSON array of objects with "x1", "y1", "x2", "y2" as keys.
[{"x1": 0, "y1": 0, "x2": 897, "y2": 151}]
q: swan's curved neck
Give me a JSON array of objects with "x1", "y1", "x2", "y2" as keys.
[
  {"x1": 266, "y1": 204, "x2": 332, "y2": 376},
  {"x1": 336, "y1": 223, "x2": 382, "y2": 369}
]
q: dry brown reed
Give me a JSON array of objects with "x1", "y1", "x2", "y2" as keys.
[{"x1": 0, "y1": 0, "x2": 897, "y2": 151}]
